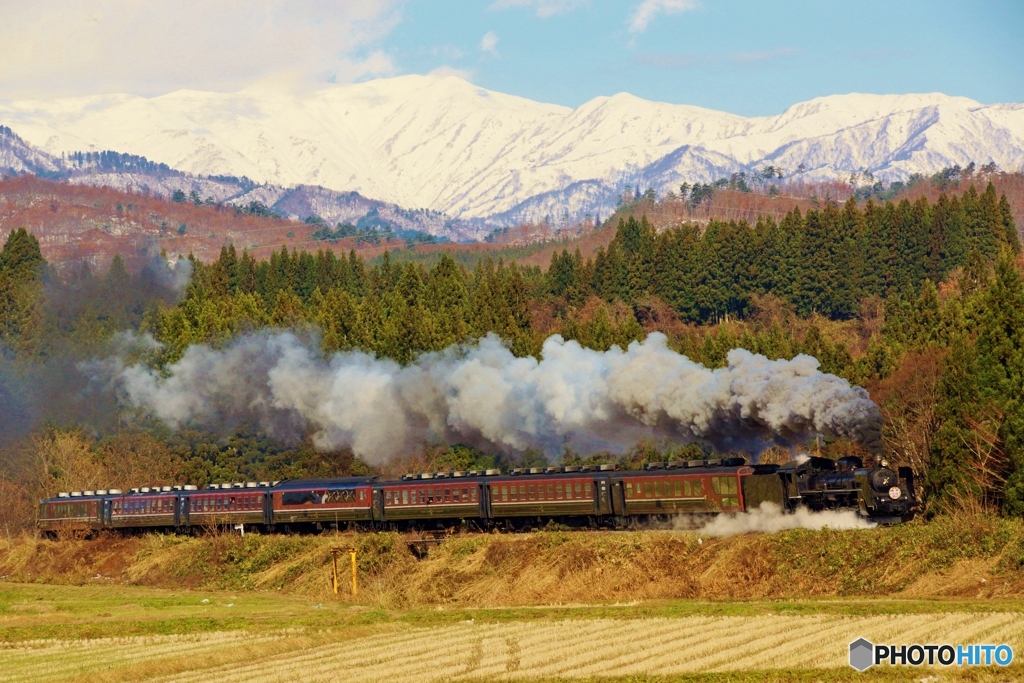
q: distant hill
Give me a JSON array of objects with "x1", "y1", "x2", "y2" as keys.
[{"x1": 0, "y1": 174, "x2": 429, "y2": 273}]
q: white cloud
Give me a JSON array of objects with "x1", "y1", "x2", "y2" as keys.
[
  {"x1": 428, "y1": 65, "x2": 475, "y2": 81},
  {"x1": 490, "y1": 0, "x2": 588, "y2": 18},
  {"x1": 628, "y1": 0, "x2": 698, "y2": 33},
  {"x1": 0, "y1": 0, "x2": 402, "y2": 99},
  {"x1": 479, "y1": 31, "x2": 500, "y2": 57}
]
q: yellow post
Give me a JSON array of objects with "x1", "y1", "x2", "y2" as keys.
[
  {"x1": 349, "y1": 547, "x2": 357, "y2": 598},
  {"x1": 331, "y1": 549, "x2": 340, "y2": 595}
]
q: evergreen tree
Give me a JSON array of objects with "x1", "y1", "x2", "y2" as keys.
[
  {"x1": 926, "y1": 333, "x2": 983, "y2": 510},
  {"x1": 858, "y1": 201, "x2": 889, "y2": 297},
  {"x1": 695, "y1": 220, "x2": 731, "y2": 322},
  {"x1": 613, "y1": 215, "x2": 656, "y2": 300},
  {"x1": 0, "y1": 228, "x2": 45, "y2": 278},
  {"x1": 998, "y1": 193, "x2": 1020, "y2": 253},
  {"x1": 423, "y1": 254, "x2": 469, "y2": 349},
  {"x1": 235, "y1": 250, "x2": 258, "y2": 294},
  {"x1": 0, "y1": 228, "x2": 47, "y2": 357},
  {"x1": 652, "y1": 226, "x2": 699, "y2": 321},
  {"x1": 975, "y1": 252, "x2": 1024, "y2": 514}
]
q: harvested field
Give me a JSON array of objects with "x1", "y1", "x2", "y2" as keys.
[
  {"x1": 3, "y1": 582, "x2": 1024, "y2": 682},
  {"x1": 304, "y1": 613, "x2": 1020, "y2": 681},
  {"x1": 2, "y1": 612, "x2": 1023, "y2": 682}
]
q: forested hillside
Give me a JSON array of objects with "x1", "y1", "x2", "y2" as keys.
[
  {"x1": 1, "y1": 180, "x2": 1023, "y2": 531},
  {"x1": 140, "y1": 182, "x2": 1015, "y2": 354}
]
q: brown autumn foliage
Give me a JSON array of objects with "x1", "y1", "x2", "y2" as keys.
[
  {"x1": 514, "y1": 186, "x2": 840, "y2": 269},
  {"x1": 534, "y1": 172, "x2": 1024, "y2": 274},
  {"x1": 874, "y1": 348, "x2": 945, "y2": 475},
  {"x1": 0, "y1": 476, "x2": 33, "y2": 542},
  {"x1": 0, "y1": 175, "x2": 409, "y2": 273},
  {"x1": 29, "y1": 430, "x2": 107, "y2": 499},
  {"x1": 96, "y1": 431, "x2": 185, "y2": 491},
  {"x1": 900, "y1": 171, "x2": 1024, "y2": 233},
  {"x1": 0, "y1": 431, "x2": 98, "y2": 532},
  {"x1": 6, "y1": 171, "x2": 1021, "y2": 279},
  {"x1": 2, "y1": 170, "x2": 863, "y2": 276},
  {"x1": 0, "y1": 429, "x2": 186, "y2": 532},
  {"x1": 6, "y1": 174, "x2": 821, "y2": 275}
]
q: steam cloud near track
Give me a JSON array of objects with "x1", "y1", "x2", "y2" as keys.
[
  {"x1": 89, "y1": 331, "x2": 882, "y2": 463},
  {"x1": 691, "y1": 502, "x2": 875, "y2": 536}
]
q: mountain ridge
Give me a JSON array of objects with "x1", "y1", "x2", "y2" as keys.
[
  {"x1": 0, "y1": 127, "x2": 476, "y2": 240},
  {"x1": 2, "y1": 75, "x2": 1023, "y2": 233}
]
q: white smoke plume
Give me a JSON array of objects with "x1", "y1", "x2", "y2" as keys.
[
  {"x1": 146, "y1": 256, "x2": 193, "y2": 295},
  {"x1": 692, "y1": 502, "x2": 875, "y2": 536},
  {"x1": 88, "y1": 331, "x2": 882, "y2": 463}
]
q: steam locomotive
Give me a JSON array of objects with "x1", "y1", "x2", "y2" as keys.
[{"x1": 38, "y1": 455, "x2": 915, "y2": 536}]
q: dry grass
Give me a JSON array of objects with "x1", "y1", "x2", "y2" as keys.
[
  {"x1": 1, "y1": 613, "x2": 1022, "y2": 682},
  {"x1": 5, "y1": 514, "x2": 1024, "y2": 608}
]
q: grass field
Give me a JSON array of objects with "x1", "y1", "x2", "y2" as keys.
[{"x1": 2, "y1": 582, "x2": 1024, "y2": 683}]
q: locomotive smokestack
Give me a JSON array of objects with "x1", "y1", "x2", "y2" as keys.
[{"x1": 88, "y1": 331, "x2": 883, "y2": 463}]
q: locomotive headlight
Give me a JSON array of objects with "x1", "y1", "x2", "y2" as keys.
[{"x1": 888, "y1": 486, "x2": 902, "y2": 500}]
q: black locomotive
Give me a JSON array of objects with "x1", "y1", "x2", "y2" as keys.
[{"x1": 38, "y1": 455, "x2": 915, "y2": 535}]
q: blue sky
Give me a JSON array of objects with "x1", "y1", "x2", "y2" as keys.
[
  {"x1": 2, "y1": 1, "x2": 1021, "y2": 114},
  {"x1": 383, "y1": 0, "x2": 1023, "y2": 115}
]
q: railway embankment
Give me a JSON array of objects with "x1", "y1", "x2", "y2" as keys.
[{"x1": 2, "y1": 514, "x2": 1024, "y2": 606}]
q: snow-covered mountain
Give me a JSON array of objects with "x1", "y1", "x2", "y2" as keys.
[
  {"x1": 0, "y1": 127, "x2": 476, "y2": 240},
  {"x1": 2, "y1": 75, "x2": 1023, "y2": 228},
  {"x1": 0, "y1": 125, "x2": 62, "y2": 176}
]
